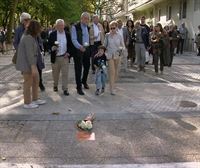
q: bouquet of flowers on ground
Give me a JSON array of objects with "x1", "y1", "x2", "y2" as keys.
[{"x1": 76, "y1": 113, "x2": 95, "y2": 132}]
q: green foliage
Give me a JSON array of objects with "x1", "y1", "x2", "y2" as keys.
[
  {"x1": 49, "y1": 0, "x2": 81, "y2": 24},
  {"x1": 0, "y1": 0, "x2": 12, "y2": 28},
  {"x1": 0, "y1": 0, "x2": 96, "y2": 43},
  {"x1": 0, "y1": 0, "x2": 95, "y2": 27}
]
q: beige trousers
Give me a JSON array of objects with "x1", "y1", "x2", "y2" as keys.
[
  {"x1": 52, "y1": 57, "x2": 69, "y2": 90},
  {"x1": 23, "y1": 71, "x2": 39, "y2": 104},
  {"x1": 108, "y1": 58, "x2": 121, "y2": 92}
]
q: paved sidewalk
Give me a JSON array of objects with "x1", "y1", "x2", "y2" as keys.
[
  {"x1": 0, "y1": 52, "x2": 200, "y2": 167},
  {"x1": 0, "y1": 162, "x2": 200, "y2": 168}
]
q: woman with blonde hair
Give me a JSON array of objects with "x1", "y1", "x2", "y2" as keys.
[{"x1": 104, "y1": 21, "x2": 125, "y2": 95}]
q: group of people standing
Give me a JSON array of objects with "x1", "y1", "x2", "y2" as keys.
[
  {"x1": 114, "y1": 16, "x2": 189, "y2": 75},
  {"x1": 13, "y1": 11, "x2": 191, "y2": 109},
  {"x1": 14, "y1": 12, "x2": 122, "y2": 109}
]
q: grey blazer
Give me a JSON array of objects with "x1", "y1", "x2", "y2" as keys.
[{"x1": 16, "y1": 34, "x2": 38, "y2": 72}]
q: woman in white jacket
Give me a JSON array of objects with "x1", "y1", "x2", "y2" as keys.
[{"x1": 104, "y1": 21, "x2": 125, "y2": 95}]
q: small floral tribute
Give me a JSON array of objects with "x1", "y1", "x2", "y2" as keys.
[{"x1": 76, "y1": 113, "x2": 95, "y2": 132}]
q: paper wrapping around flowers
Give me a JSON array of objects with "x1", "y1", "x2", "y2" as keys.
[
  {"x1": 76, "y1": 113, "x2": 95, "y2": 141},
  {"x1": 76, "y1": 132, "x2": 95, "y2": 141}
]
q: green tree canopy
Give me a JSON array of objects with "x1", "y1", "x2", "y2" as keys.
[{"x1": 0, "y1": 0, "x2": 96, "y2": 43}]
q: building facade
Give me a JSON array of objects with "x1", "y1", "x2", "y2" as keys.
[{"x1": 114, "y1": 0, "x2": 200, "y2": 51}]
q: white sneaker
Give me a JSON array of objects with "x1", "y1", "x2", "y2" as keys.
[
  {"x1": 110, "y1": 90, "x2": 116, "y2": 96},
  {"x1": 32, "y1": 99, "x2": 46, "y2": 105},
  {"x1": 24, "y1": 103, "x2": 39, "y2": 109}
]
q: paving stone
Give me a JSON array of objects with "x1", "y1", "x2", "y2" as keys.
[
  {"x1": 44, "y1": 131, "x2": 75, "y2": 143},
  {"x1": 0, "y1": 127, "x2": 21, "y2": 142},
  {"x1": 47, "y1": 121, "x2": 76, "y2": 131},
  {"x1": 22, "y1": 121, "x2": 50, "y2": 131},
  {"x1": 15, "y1": 130, "x2": 47, "y2": 143}
]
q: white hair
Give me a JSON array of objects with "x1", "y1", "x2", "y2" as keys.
[
  {"x1": 20, "y1": 12, "x2": 31, "y2": 23},
  {"x1": 92, "y1": 14, "x2": 99, "y2": 19},
  {"x1": 55, "y1": 19, "x2": 65, "y2": 25},
  {"x1": 81, "y1": 12, "x2": 90, "y2": 19}
]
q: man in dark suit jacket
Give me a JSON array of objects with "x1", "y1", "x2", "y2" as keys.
[{"x1": 48, "y1": 19, "x2": 73, "y2": 96}]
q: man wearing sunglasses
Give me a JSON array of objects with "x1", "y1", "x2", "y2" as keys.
[{"x1": 134, "y1": 22, "x2": 149, "y2": 72}]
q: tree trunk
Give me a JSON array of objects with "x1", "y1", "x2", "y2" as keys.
[
  {"x1": 6, "y1": 0, "x2": 19, "y2": 44},
  {"x1": 2, "y1": 7, "x2": 9, "y2": 30}
]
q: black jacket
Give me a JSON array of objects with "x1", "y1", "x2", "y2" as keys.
[
  {"x1": 141, "y1": 27, "x2": 150, "y2": 49},
  {"x1": 48, "y1": 30, "x2": 73, "y2": 63}
]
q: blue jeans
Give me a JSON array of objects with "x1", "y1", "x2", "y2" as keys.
[
  {"x1": 95, "y1": 69, "x2": 107, "y2": 90},
  {"x1": 135, "y1": 43, "x2": 146, "y2": 67}
]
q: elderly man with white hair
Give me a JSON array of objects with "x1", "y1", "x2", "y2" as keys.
[
  {"x1": 89, "y1": 14, "x2": 104, "y2": 74},
  {"x1": 71, "y1": 12, "x2": 91, "y2": 95},
  {"x1": 13, "y1": 12, "x2": 31, "y2": 49},
  {"x1": 48, "y1": 19, "x2": 73, "y2": 96}
]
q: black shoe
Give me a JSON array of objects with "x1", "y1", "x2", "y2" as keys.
[
  {"x1": 39, "y1": 83, "x2": 45, "y2": 91},
  {"x1": 54, "y1": 86, "x2": 58, "y2": 92},
  {"x1": 77, "y1": 89, "x2": 85, "y2": 95},
  {"x1": 141, "y1": 67, "x2": 145, "y2": 72},
  {"x1": 83, "y1": 83, "x2": 89, "y2": 89},
  {"x1": 101, "y1": 88, "x2": 105, "y2": 94},
  {"x1": 63, "y1": 90, "x2": 69, "y2": 96}
]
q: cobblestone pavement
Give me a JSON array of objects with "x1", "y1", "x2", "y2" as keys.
[{"x1": 0, "y1": 52, "x2": 200, "y2": 167}]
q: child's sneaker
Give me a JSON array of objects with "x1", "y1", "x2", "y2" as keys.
[{"x1": 95, "y1": 89, "x2": 100, "y2": 95}]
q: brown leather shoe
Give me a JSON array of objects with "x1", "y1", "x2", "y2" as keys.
[{"x1": 83, "y1": 83, "x2": 89, "y2": 89}]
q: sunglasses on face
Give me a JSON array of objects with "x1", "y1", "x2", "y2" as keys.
[{"x1": 110, "y1": 27, "x2": 116, "y2": 30}]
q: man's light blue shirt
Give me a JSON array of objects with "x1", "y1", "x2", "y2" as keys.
[{"x1": 71, "y1": 23, "x2": 89, "y2": 49}]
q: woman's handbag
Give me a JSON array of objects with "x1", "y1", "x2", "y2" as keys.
[{"x1": 145, "y1": 51, "x2": 150, "y2": 63}]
